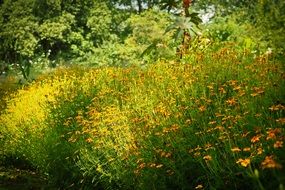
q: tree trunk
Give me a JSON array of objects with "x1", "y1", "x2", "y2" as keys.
[
  {"x1": 180, "y1": 0, "x2": 192, "y2": 59},
  {"x1": 183, "y1": 0, "x2": 191, "y2": 17},
  {"x1": 147, "y1": 0, "x2": 152, "y2": 9},
  {"x1": 137, "y1": 0, "x2": 142, "y2": 13}
]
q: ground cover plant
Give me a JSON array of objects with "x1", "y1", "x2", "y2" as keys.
[{"x1": 0, "y1": 41, "x2": 284, "y2": 189}]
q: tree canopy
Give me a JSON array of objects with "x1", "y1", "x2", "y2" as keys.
[{"x1": 0, "y1": 0, "x2": 284, "y2": 78}]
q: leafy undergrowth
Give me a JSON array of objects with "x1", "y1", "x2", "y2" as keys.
[
  {"x1": 0, "y1": 43, "x2": 284, "y2": 189},
  {"x1": 0, "y1": 76, "x2": 20, "y2": 113},
  {"x1": 0, "y1": 167, "x2": 48, "y2": 190}
]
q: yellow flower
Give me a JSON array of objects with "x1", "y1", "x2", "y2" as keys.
[
  {"x1": 257, "y1": 147, "x2": 263, "y2": 155},
  {"x1": 194, "y1": 152, "x2": 201, "y2": 157},
  {"x1": 231, "y1": 147, "x2": 241, "y2": 152},
  {"x1": 198, "y1": 105, "x2": 206, "y2": 112},
  {"x1": 156, "y1": 164, "x2": 163, "y2": 168},
  {"x1": 203, "y1": 155, "x2": 212, "y2": 161},
  {"x1": 149, "y1": 163, "x2": 156, "y2": 168},
  {"x1": 243, "y1": 147, "x2": 251, "y2": 152},
  {"x1": 236, "y1": 158, "x2": 251, "y2": 167},
  {"x1": 195, "y1": 184, "x2": 203, "y2": 189},
  {"x1": 208, "y1": 121, "x2": 217, "y2": 125},
  {"x1": 250, "y1": 93, "x2": 259, "y2": 97}
]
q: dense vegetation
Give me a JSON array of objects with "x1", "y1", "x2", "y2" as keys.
[{"x1": 0, "y1": 0, "x2": 284, "y2": 189}]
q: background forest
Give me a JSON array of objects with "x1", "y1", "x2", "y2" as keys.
[{"x1": 0, "y1": 0, "x2": 284, "y2": 189}]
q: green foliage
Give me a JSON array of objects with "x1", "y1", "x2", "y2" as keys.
[
  {"x1": 0, "y1": 0, "x2": 39, "y2": 59},
  {"x1": 252, "y1": 0, "x2": 285, "y2": 52},
  {"x1": 86, "y1": 2, "x2": 113, "y2": 46},
  {"x1": 79, "y1": 9, "x2": 176, "y2": 67},
  {"x1": 0, "y1": 76, "x2": 19, "y2": 112},
  {"x1": 203, "y1": 15, "x2": 255, "y2": 45},
  {"x1": 1, "y1": 1, "x2": 285, "y2": 189},
  {"x1": 196, "y1": 0, "x2": 285, "y2": 53},
  {"x1": 160, "y1": 0, "x2": 180, "y2": 12},
  {"x1": 1, "y1": 0, "x2": 283, "y2": 81},
  {"x1": 0, "y1": 0, "x2": 130, "y2": 79},
  {"x1": 39, "y1": 12, "x2": 75, "y2": 42},
  {"x1": 0, "y1": 42, "x2": 284, "y2": 189},
  {"x1": 165, "y1": 13, "x2": 201, "y2": 40},
  {"x1": 124, "y1": 8, "x2": 175, "y2": 61}
]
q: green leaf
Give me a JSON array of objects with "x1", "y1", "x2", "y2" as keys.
[
  {"x1": 189, "y1": 12, "x2": 199, "y2": 18},
  {"x1": 141, "y1": 39, "x2": 161, "y2": 57},
  {"x1": 174, "y1": 29, "x2": 184, "y2": 41},
  {"x1": 164, "y1": 23, "x2": 177, "y2": 34}
]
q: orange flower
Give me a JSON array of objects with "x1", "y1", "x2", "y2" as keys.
[
  {"x1": 251, "y1": 134, "x2": 262, "y2": 143},
  {"x1": 85, "y1": 138, "x2": 93, "y2": 143},
  {"x1": 228, "y1": 80, "x2": 238, "y2": 86},
  {"x1": 198, "y1": 105, "x2": 206, "y2": 112},
  {"x1": 226, "y1": 98, "x2": 237, "y2": 106},
  {"x1": 203, "y1": 155, "x2": 212, "y2": 161},
  {"x1": 261, "y1": 156, "x2": 282, "y2": 169},
  {"x1": 236, "y1": 158, "x2": 251, "y2": 167},
  {"x1": 215, "y1": 113, "x2": 224, "y2": 117},
  {"x1": 233, "y1": 85, "x2": 242, "y2": 91},
  {"x1": 238, "y1": 90, "x2": 246, "y2": 97},
  {"x1": 218, "y1": 87, "x2": 226, "y2": 94},
  {"x1": 266, "y1": 128, "x2": 281, "y2": 140},
  {"x1": 242, "y1": 132, "x2": 250, "y2": 137},
  {"x1": 231, "y1": 147, "x2": 241, "y2": 152},
  {"x1": 276, "y1": 118, "x2": 285, "y2": 125},
  {"x1": 138, "y1": 163, "x2": 146, "y2": 169},
  {"x1": 214, "y1": 125, "x2": 224, "y2": 131},
  {"x1": 243, "y1": 147, "x2": 251, "y2": 152},
  {"x1": 252, "y1": 87, "x2": 264, "y2": 95},
  {"x1": 269, "y1": 104, "x2": 285, "y2": 111},
  {"x1": 273, "y1": 141, "x2": 283, "y2": 149},
  {"x1": 250, "y1": 93, "x2": 259, "y2": 97}
]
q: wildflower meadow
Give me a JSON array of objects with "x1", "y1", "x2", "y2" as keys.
[
  {"x1": 0, "y1": 0, "x2": 284, "y2": 189},
  {"x1": 1, "y1": 41, "x2": 284, "y2": 189}
]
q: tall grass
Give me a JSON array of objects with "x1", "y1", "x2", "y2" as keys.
[{"x1": 0, "y1": 43, "x2": 284, "y2": 189}]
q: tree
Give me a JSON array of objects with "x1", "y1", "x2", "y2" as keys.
[
  {"x1": 195, "y1": 0, "x2": 285, "y2": 51},
  {"x1": 0, "y1": 0, "x2": 124, "y2": 79},
  {"x1": 160, "y1": 0, "x2": 180, "y2": 12}
]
